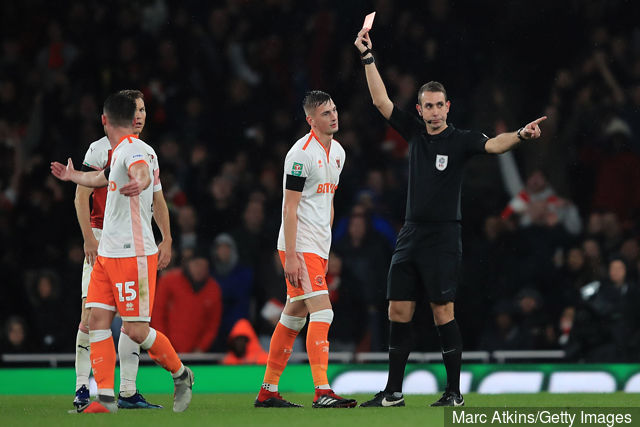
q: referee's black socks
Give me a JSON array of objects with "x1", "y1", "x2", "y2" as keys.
[
  {"x1": 384, "y1": 321, "x2": 413, "y2": 394},
  {"x1": 436, "y1": 319, "x2": 462, "y2": 394}
]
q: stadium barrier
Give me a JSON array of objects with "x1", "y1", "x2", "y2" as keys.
[{"x1": 1, "y1": 350, "x2": 565, "y2": 367}]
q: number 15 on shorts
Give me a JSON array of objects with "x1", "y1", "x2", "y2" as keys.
[{"x1": 115, "y1": 281, "x2": 137, "y2": 301}]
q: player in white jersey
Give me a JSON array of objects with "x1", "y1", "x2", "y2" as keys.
[
  {"x1": 255, "y1": 91, "x2": 356, "y2": 409},
  {"x1": 73, "y1": 90, "x2": 167, "y2": 410},
  {"x1": 52, "y1": 92, "x2": 193, "y2": 413}
]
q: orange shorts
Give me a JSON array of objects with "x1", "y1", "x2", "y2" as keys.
[
  {"x1": 278, "y1": 251, "x2": 328, "y2": 302},
  {"x1": 86, "y1": 254, "x2": 158, "y2": 321}
]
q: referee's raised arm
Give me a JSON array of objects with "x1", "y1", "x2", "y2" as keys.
[{"x1": 354, "y1": 28, "x2": 393, "y2": 120}]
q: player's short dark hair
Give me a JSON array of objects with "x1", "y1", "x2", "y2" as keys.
[
  {"x1": 118, "y1": 89, "x2": 144, "y2": 101},
  {"x1": 418, "y1": 81, "x2": 448, "y2": 104},
  {"x1": 103, "y1": 92, "x2": 136, "y2": 127},
  {"x1": 303, "y1": 90, "x2": 332, "y2": 116}
]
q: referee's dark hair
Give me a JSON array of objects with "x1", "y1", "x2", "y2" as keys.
[
  {"x1": 303, "y1": 90, "x2": 332, "y2": 116},
  {"x1": 103, "y1": 92, "x2": 136, "y2": 127},
  {"x1": 418, "y1": 81, "x2": 448, "y2": 103}
]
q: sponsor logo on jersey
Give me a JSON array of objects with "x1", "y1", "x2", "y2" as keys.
[
  {"x1": 316, "y1": 183, "x2": 337, "y2": 194},
  {"x1": 292, "y1": 162, "x2": 303, "y2": 176},
  {"x1": 436, "y1": 154, "x2": 448, "y2": 171}
]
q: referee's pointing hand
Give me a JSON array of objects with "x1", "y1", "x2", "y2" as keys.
[{"x1": 520, "y1": 116, "x2": 547, "y2": 140}]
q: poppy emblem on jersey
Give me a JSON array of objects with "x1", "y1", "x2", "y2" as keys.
[
  {"x1": 336, "y1": 158, "x2": 340, "y2": 168},
  {"x1": 436, "y1": 154, "x2": 448, "y2": 171},
  {"x1": 315, "y1": 275, "x2": 324, "y2": 285},
  {"x1": 292, "y1": 162, "x2": 303, "y2": 176}
]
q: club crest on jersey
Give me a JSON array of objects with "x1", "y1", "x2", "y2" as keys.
[
  {"x1": 436, "y1": 154, "x2": 448, "y2": 171},
  {"x1": 335, "y1": 157, "x2": 340, "y2": 168},
  {"x1": 292, "y1": 162, "x2": 303, "y2": 176}
]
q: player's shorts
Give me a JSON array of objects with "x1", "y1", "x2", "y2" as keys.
[
  {"x1": 387, "y1": 222, "x2": 462, "y2": 303},
  {"x1": 278, "y1": 251, "x2": 328, "y2": 302},
  {"x1": 86, "y1": 253, "x2": 158, "y2": 322},
  {"x1": 81, "y1": 228, "x2": 103, "y2": 299}
]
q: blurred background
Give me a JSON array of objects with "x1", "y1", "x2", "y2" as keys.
[{"x1": 1, "y1": 0, "x2": 639, "y2": 364}]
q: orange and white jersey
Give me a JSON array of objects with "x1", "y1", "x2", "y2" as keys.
[
  {"x1": 277, "y1": 130, "x2": 346, "y2": 259},
  {"x1": 98, "y1": 134, "x2": 161, "y2": 258},
  {"x1": 82, "y1": 136, "x2": 112, "y2": 229}
]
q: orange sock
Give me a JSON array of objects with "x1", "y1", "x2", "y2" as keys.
[
  {"x1": 263, "y1": 322, "x2": 299, "y2": 385},
  {"x1": 147, "y1": 330, "x2": 182, "y2": 374},
  {"x1": 89, "y1": 330, "x2": 116, "y2": 394},
  {"x1": 307, "y1": 321, "x2": 330, "y2": 387}
]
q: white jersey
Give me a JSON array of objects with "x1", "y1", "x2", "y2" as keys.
[
  {"x1": 277, "y1": 130, "x2": 346, "y2": 259},
  {"x1": 81, "y1": 136, "x2": 112, "y2": 229},
  {"x1": 98, "y1": 134, "x2": 161, "y2": 258}
]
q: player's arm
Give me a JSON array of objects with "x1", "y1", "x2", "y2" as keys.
[
  {"x1": 152, "y1": 189, "x2": 172, "y2": 270},
  {"x1": 485, "y1": 116, "x2": 548, "y2": 154},
  {"x1": 119, "y1": 161, "x2": 151, "y2": 197},
  {"x1": 283, "y1": 187, "x2": 304, "y2": 288},
  {"x1": 354, "y1": 28, "x2": 394, "y2": 119},
  {"x1": 74, "y1": 184, "x2": 99, "y2": 266},
  {"x1": 51, "y1": 158, "x2": 109, "y2": 187}
]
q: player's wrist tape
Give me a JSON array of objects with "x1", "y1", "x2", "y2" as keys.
[{"x1": 361, "y1": 54, "x2": 375, "y2": 65}]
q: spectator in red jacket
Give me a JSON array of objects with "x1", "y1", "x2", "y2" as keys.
[{"x1": 152, "y1": 249, "x2": 223, "y2": 353}]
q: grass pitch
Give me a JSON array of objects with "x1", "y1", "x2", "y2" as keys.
[{"x1": 0, "y1": 392, "x2": 635, "y2": 427}]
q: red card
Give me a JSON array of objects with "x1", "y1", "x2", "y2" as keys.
[{"x1": 363, "y1": 12, "x2": 376, "y2": 30}]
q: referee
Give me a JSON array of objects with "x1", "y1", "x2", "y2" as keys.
[{"x1": 354, "y1": 28, "x2": 546, "y2": 407}]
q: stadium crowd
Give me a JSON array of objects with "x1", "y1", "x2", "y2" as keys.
[{"x1": 1, "y1": 0, "x2": 639, "y2": 362}]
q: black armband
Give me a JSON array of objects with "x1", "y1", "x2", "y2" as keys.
[
  {"x1": 103, "y1": 166, "x2": 110, "y2": 179},
  {"x1": 285, "y1": 174, "x2": 305, "y2": 192},
  {"x1": 80, "y1": 164, "x2": 93, "y2": 172}
]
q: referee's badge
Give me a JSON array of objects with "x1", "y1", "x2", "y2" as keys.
[{"x1": 436, "y1": 154, "x2": 448, "y2": 171}]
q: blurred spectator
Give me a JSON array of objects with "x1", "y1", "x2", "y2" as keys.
[
  {"x1": 514, "y1": 288, "x2": 556, "y2": 350},
  {"x1": 27, "y1": 270, "x2": 72, "y2": 352},
  {"x1": 222, "y1": 319, "x2": 268, "y2": 365},
  {"x1": 479, "y1": 300, "x2": 526, "y2": 351},
  {"x1": 152, "y1": 249, "x2": 222, "y2": 353},
  {"x1": 1, "y1": 316, "x2": 34, "y2": 354},
  {"x1": 566, "y1": 257, "x2": 640, "y2": 361},
  {"x1": 210, "y1": 233, "x2": 254, "y2": 351},
  {"x1": 501, "y1": 169, "x2": 582, "y2": 236},
  {"x1": 229, "y1": 199, "x2": 271, "y2": 269}
]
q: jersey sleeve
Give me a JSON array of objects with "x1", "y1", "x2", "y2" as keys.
[
  {"x1": 463, "y1": 130, "x2": 490, "y2": 158},
  {"x1": 150, "y1": 149, "x2": 162, "y2": 192},
  {"x1": 123, "y1": 146, "x2": 149, "y2": 171},
  {"x1": 82, "y1": 144, "x2": 108, "y2": 170},
  {"x1": 283, "y1": 149, "x2": 312, "y2": 191},
  {"x1": 387, "y1": 105, "x2": 424, "y2": 143}
]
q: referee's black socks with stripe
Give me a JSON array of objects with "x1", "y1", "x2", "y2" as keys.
[
  {"x1": 436, "y1": 319, "x2": 463, "y2": 394},
  {"x1": 384, "y1": 321, "x2": 413, "y2": 393}
]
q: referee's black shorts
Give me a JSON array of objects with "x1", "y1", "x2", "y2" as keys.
[{"x1": 387, "y1": 221, "x2": 462, "y2": 303}]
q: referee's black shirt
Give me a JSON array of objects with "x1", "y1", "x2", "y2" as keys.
[{"x1": 388, "y1": 105, "x2": 489, "y2": 223}]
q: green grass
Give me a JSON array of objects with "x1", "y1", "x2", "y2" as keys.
[{"x1": 0, "y1": 393, "x2": 636, "y2": 427}]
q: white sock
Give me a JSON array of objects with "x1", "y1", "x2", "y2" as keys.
[
  {"x1": 262, "y1": 382, "x2": 278, "y2": 392},
  {"x1": 75, "y1": 329, "x2": 91, "y2": 390},
  {"x1": 118, "y1": 332, "x2": 140, "y2": 397},
  {"x1": 315, "y1": 384, "x2": 331, "y2": 390},
  {"x1": 171, "y1": 364, "x2": 185, "y2": 379}
]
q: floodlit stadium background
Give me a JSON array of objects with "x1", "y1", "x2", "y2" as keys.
[{"x1": 1, "y1": 0, "x2": 640, "y2": 396}]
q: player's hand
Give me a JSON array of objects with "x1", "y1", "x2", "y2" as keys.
[
  {"x1": 519, "y1": 116, "x2": 547, "y2": 140},
  {"x1": 84, "y1": 235, "x2": 99, "y2": 266},
  {"x1": 284, "y1": 254, "x2": 304, "y2": 288},
  {"x1": 50, "y1": 158, "x2": 75, "y2": 181},
  {"x1": 119, "y1": 178, "x2": 145, "y2": 197},
  {"x1": 354, "y1": 28, "x2": 373, "y2": 54},
  {"x1": 157, "y1": 239, "x2": 172, "y2": 270}
]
